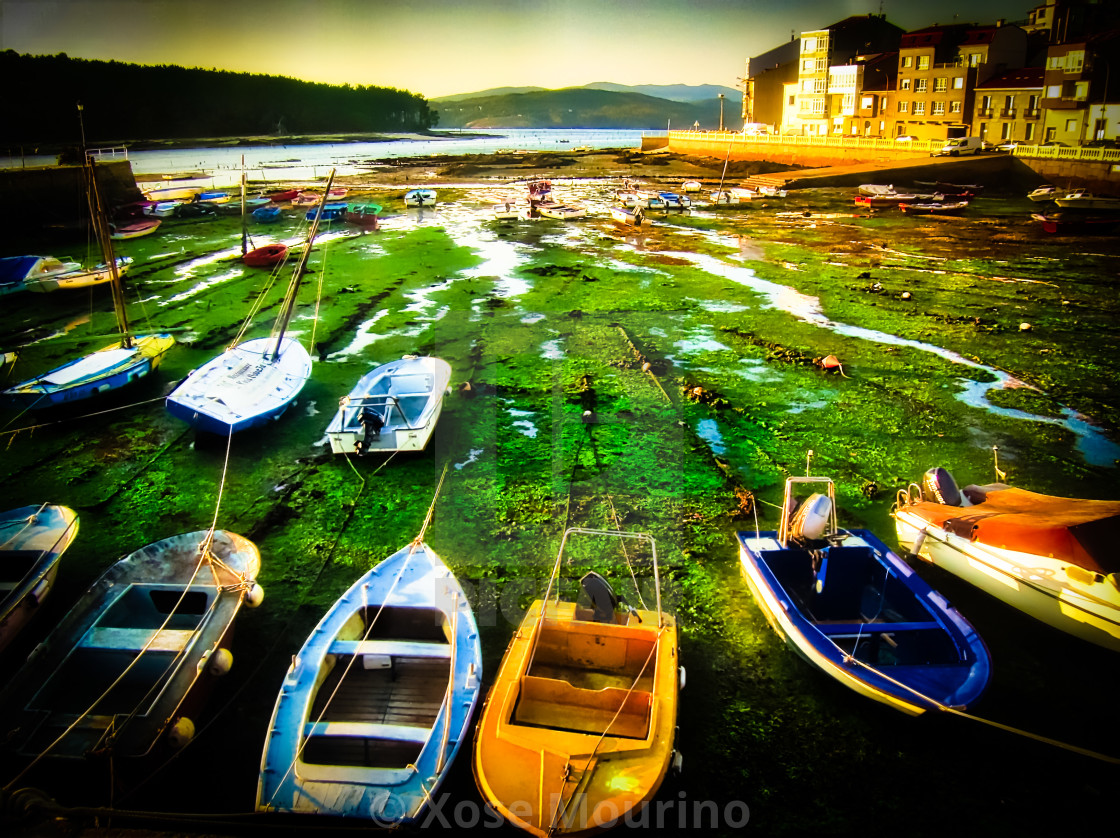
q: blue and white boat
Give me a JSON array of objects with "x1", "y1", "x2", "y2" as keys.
[
  {"x1": 252, "y1": 205, "x2": 282, "y2": 223},
  {"x1": 256, "y1": 539, "x2": 481, "y2": 823},
  {"x1": 403, "y1": 188, "x2": 437, "y2": 208},
  {"x1": 305, "y1": 202, "x2": 347, "y2": 221},
  {"x1": 736, "y1": 476, "x2": 990, "y2": 716},
  {"x1": 658, "y1": 191, "x2": 691, "y2": 209},
  {"x1": 0, "y1": 504, "x2": 79, "y2": 654},
  {"x1": 166, "y1": 171, "x2": 336, "y2": 436}
]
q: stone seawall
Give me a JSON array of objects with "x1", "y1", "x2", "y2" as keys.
[{"x1": 0, "y1": 161, "x2": 142, "y2": 231}]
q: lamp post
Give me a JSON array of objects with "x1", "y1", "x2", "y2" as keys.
[{"x1": 719, "y1": 93, "x2": 725, "y2": 132}]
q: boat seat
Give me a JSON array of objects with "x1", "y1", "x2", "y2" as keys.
[
  {"x1": 303, "y1": 721, "x2": 430, "y2": 743},
  {"x1": 513, "y1": 674, "x2": 651, "y2": 739},
  {"x1": 815, "y1": 621, "x2": 940, "y2": 638},
  {"x1": 328, "y1": 639, "x2": 451, "y2": 659},
  {"x1": 80, "y1": 626, "x2": 196, "y2": 652}
]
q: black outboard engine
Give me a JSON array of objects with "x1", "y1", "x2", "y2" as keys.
[
  {"x1": 579, "y1": 571, "x2": 619, "y2": 623},
  {"x1": 922, "y1": 466, "x2": 961, "y2": 506},
  {"x1": 360, "y1": 407, "x2": 385, "y2": 444}
]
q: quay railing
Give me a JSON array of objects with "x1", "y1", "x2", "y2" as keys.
[{"x1": 87, "y1": 146, "x2": 129, "y2": 161}]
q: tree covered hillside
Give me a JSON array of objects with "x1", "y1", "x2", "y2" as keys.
[{"x1": 0, "y1": 51, "x2": 436, "y2": 145}]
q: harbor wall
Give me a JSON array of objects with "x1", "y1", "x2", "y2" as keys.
[{"x1": 0, "y1": 161, "x2": 142, "y2": 231}]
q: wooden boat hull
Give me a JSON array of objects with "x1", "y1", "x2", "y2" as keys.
[
  {"x1": 256, "y1": 541, "x2": 482, "y2": 822},
  {"x1": 244, "y1": 244, "x2": 289, "y2": 267},
  {"x1": 0, "y1": 505, "x2": 79, "y2": 654},
  {"x1": 110, "y1": 219, "x2": 161, "y2": 239},
  {"x1": 736, "y1": 528, "x2": 990, "y2": 715},
  {"x1": 3, "y1": 333, "x2": 176, "y2": 410},
  {"x1": 474, "y1": 599, "x2": 679, "y2": 837},
  {"x1": 893, "y1": 492, "x2": 1120, "y2": 652},
  {"x1": 610, "y1": 206, "x2": 644, "y2": 227},
  {"x1": 326, "y1": 356, "x2": 451, "y2": 455},
  {"x1": 166, "y1": 337, "x2": 312, "y2": 435},
  {"x1": 0, "y1": 529, "x2": 260, "y2": 760},
  {"x1": 899, "y1": 201, "x2": 969, "y2": 215}
]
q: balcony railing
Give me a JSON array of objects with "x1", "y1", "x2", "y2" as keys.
[
  {"x1": 999, "y1": 108, "x2": 1017, "y2": 118},
  {"x1": 1023, "y1": 108, "x2": 1041, "y2": 118}
]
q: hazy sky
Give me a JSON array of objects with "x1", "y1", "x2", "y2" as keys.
[{"x1": 1, "y1": 0, "x2": 1037, "y2": 98}]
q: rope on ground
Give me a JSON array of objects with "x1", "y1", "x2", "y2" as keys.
[{"x1": 1, "y1": 395, "x2": 168, "y2": 440}]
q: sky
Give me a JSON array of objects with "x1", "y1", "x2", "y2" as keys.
[{"x1": 1, "y1": 0, "x2": 1037, "y2": 98}]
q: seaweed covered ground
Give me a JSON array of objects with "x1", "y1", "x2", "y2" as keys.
[{"x1": 1, "y1": 158, "x2": 1119, "y2": 837}]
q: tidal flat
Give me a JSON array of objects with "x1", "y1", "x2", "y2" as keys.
[{"x1": 1, "y1": 158, "x2": 1118, "y2": 836}]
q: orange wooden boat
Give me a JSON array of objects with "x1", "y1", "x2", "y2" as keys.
[
  {"x1": 473, "y1": 528, "x2": 681, "y2": 837},
  {"x1": 243, "y1": 243, "x2": 289, "y2": 268}
]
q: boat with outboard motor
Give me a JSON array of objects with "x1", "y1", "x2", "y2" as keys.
[
  {"x1": 737, "y1": 476, "x2": 991, "y2": 715},
  {"x1": 893, "y1": 464, "x2": 1120, "y2": 652}
]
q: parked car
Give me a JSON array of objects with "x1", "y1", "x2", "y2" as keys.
[
  {"x1": 895, "y1": 135, "x2": 919, "y2": 142},
  {"x1": 1039, "y1": 140, "x2": 1070, "y2": 147},
  {"x1": 1083, "y1": 138, "x2": 1120, "y2": 149},
  {"x1": 996, "y1": 140, "x2": 1023, "y2": 152},
  {"x1": 933, "y1": 137, "x2": 985, "y2": 156}
]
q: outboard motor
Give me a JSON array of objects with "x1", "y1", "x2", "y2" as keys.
[
  {"x1": 579, "y1": 571, "x2": 619, "y2": 623},
  {"x1": 788, "y1": 492, "x2": 832, "y2": 543},
  {"x1": 360, "y1": 407, "x2": 385, "y2": 447},
  {"x1": 922, "y1": 467, "x2": 961, "y2": 506}
]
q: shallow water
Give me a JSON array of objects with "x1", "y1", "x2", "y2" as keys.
[{"x1": 1, "y1": 165, "x2": 1119, "y2": 836}]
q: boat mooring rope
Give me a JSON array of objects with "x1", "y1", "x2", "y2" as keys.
[{"x1": 1, "y1": 395, "x2": 168, "y2": 440}]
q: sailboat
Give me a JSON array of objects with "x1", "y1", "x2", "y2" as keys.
[
  {"x1": 165, "y1": 170, "x2": 336, "y2": 435},
  {"x1": 473, "y1": 528, "x2": 681, "y2": 836},
  {"x1": 3, "y1": 128, "x2": 175, "y2": 410}
]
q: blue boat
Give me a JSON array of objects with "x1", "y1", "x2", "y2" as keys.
[
  {"x1": 305, "y1": 202, "x2": 347, "y2": 221},
  {"x1": 736, "y1": 476, "x2": 990, "y2": 715},
  {"x1": 251, "y1": 205, "x2": 282, "y2": 223},
  {"x1": 256, "y1": 539, "x2": 481, "y2": 823}
]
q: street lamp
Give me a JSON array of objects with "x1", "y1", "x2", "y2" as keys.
[{"x1": 719, "y1": 93, "x2": 725, "y2": 132}]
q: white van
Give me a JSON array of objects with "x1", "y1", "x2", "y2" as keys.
[{"x1": 935, "y1": 137, "x2": 985, "y2": 156}]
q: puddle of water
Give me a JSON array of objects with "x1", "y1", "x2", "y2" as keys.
[
  {"x1": 696, "y1": 418, "x2": 726, "y2": 455},
  {"x1": 540, "y1": 338, "x2": 564, "y2": 360},
  {"x1": 163, "y1": 268, "x2": 244, "y2": 304},
  {"x1": 506, "y1": 405, "x2": 539, "y2": 438},
  {"x1": 328, "y1": 309, "x2": 391, "y2": 360},
  {"x1": 454, "y1": 447, "x2": 484, "y2": 470}
]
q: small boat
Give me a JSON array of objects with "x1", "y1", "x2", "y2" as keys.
[
  {"x1": 631, "y1": 190, "x2": 665, "y2": 209},
  {"x1": 0, "y1": 504, "x2": 79, "y2": 654},
  {"x1": 404, "y1": 188, "x2": 437, "y2": 208},
  {"x1": 269, "y1": 189, "x2": 299, "y2": 203},
  {"x1": 681, "y1": 180, "x2": 702, "y2": 193},
  {"x1": 175, "y1": 201, "x2": 219, "y2": 219},
  {"x1": 305, "y1": 202, "x2": 347, "y2": 221},
  {"x1": 344, "y1": 203, "x2": 383, "y2": 228},
  {"x1": 858, "y1": 183, "x2": 896, "y2": 197},
  {"x1": 243, "y1": 243, "x2": 290, "y2": 268},
  {"x1": 658, "y1": 191, "x2": 691, "y2": 209},
  {"x1": 0, "y1": 528, "x2": 261, "y2": 761},
  {"x1": 754, "y1": 184, "x2": 788, "y2": 198},
  {"x1": 536, "y1": 202, "x2": 587, "y2": 220},
  {"x1": 854, "y1": 192, "x2": 940, "y2": 208},
  {"x1": 899, "y1": 200, "x2": 970, "y2": 215},
  {"x1": 610, "y1": 205, "x2": 645, "y2": 227},
  {"x1": 527, "y1": 180, "x2": 553, "y2": 205},
  {"x1": 197, "y1": 190, "x2": 231, "y2": 204},
  {"x1": 491, "y1": 201, "x2": 529, "y2": 221},
  {"x1": 142, "y1": 185, "x2": 203, "y2": 202},
  {"x1": 252, "y1": 205, "x2": 282, "y2": 223},
  {"x1": 737, "y1": 476, "x2": 990, "y2": 715},
  {"x1": 1053, "y1": 189, "x2": 1120, "y2": 210},
  {"x1": 1030, "y1": 211, "x2": 1120, "y2": 235},
  {"x1": 256, "y1": 538, "x2": 481, "y2": 822},
  {"x1": 893, "y1": 466, "x2": 1120, "y2": 652},
  {"x1": 915, "y1": 180, "x2": 983, "y2": 196},
  {"x1": 709, "y1": 189, "x2": 744, "y2": 205},
  {"x1": 21, "y1": 256, "x2": 131, "y2": 293},
  {"x1": 244, "y1": 197, "x2": 271, "y2": 211},
  {"x1": 150, "y1": 201, "x2": 182, "y2": 218},
  {"x1": 1027, "y1": 185, "x2": 1060, "y2": 202},
  {"x1": 291, "y1": 191, "x2": 322, "y2": 207},
  {"x1": 109, "y1": 218, "x2": 161, "y2": 239},
  {"x1": 166, "y1": 171, "x2": 335, "y2": 436},
  {"x1": 326, "y1": 355, "x2": 451, "y2": 455},
  {"x1": 474, "y1": 528, "x2": 680, "y2": 836},
  {"x1": 0, "y1": 256, "x2": 81, "y2": 295},
  {"x1": 327, "y1": 187, "x2": 348, "y2": 199}
]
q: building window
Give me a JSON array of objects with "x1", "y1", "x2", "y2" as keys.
[
  {"x1": 950, "y1": 101, "x2": 962, "y2": 113},
  {"x1": 913, "y1": 101, "x2": 926, "y2": 115},
  {"x1": 1001, "y1": 123, "x2": 1012, "y2": 139},
  {"x1": 932, "y1": 101, "x2": 945, "y2": 115},
  {"x1": 934, "y1": 77, "x2": 947, "y2": 92},
  {"x1": 816, "y1": 58, "x2": 827, "y2": 72},
  {"x1": 802, "y1": 59, "x2": 814, "y2": 71},
  {"x1": 814, "y1": 78, "x2": 826, "y2": 94},
  {"x1": 969, "y1": 53, "x2": 981, "y2": 67},
  {"x1": 902, "y1": 56, "x2": 913, "y2": 68},
  {"x1": 1025, "y1": 123, "x2": 1035, "y2": 141},
  {"x1": 915, "y1": 78, "x2": 928, "y2": 92},
  {"x1": 901, "y1": 79, "x2": 911, "y2": 90},
  {"x1": 1046, "y1": 84, "x2": 1061, "y2": 97},
  {"x1": 861, "y1": 95, "x2": 873, "y2": 109},
  {"x1": 1047, "y1": 55, "x2": 1064, "y2": 70},
  {"x1": 803, "y1": 37, "x2": 817, "y2": 53},
  {"x1": 953, "y1": 77, "x2": 964, "y2": 89},
  {"x1": 1067, "y1": 50, "x2": 1084, "y2": 72},
  {"x1": 789, "y1": 94, "x2": 796, "y2": 105},
  {"x1": 917, "y1": 55, "x2": 930, "y2": 70},
  {"x1": 898, "y1": 101, "x2": 909, "y2": 113},
  {"x1": 813, "y1": 98, "x2": 826, "y2": 114},
  {"x1": 1028, "y1": 94, "x2": 1040, "y2": 110},
  {"x1": 879, "y1": 120, "x2": 885, "y2": 132},
  {"x1": 1066, "y1": 118, "x2": 1077, "y2": 131}
]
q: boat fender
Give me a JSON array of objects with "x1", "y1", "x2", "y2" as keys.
[
  {"x1": 671, "y1": 750, "x2": 684, "y2": 776},
  {"x1": 245, "y1": 582, "x2": 265, "y2": 608},
  {"x1": 789, "y1": 493, "x2": 832, "y2": 542},
  {"x1": 921, "y1": 467, "x2": 961, "y2": 506},
  {"x1": 679, "y1": 666, "x2": 687, "y2": 690},
  {"x1": 208, "y1": 647, "x2": 234, "y2": 676},
  {"x1": 29, "y1": 578, "x2": 51, "y2": 604},
  {"x1": 908, "y1": 528, "x2": 929, "y2": 560},
  {"x1": 167, "y1": 716, "x2": 195, "y2": 748}
]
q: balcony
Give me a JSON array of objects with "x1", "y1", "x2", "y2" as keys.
[
  {"x1": 999, "y1": 108, "x2": 1017, "y2": 118},
  {"x1": 977, "y1": 108, "x2": 994, "y2": 118},
  {"x1": 1023, "y1": 108, "x2": 1041, "y2": 119}
]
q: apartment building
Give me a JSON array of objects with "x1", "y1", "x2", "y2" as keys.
[
  {"x1": 844, "y1": 52, "x2": 898, "y2": 137},
  {"x1": 974, "y1": 67, "x2": 1045, "y2": 144},
  {"x1": 1041, "y1": 29, "x2": 1120, "y2": 143}
]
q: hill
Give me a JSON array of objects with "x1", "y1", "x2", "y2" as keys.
[
  {"x1": 431, "y1": 86, "x2": 548, "y2": 102},
  {"x1": 434, "y1": 87, "x2": 725, "y2": 130},
  {"x1": 583, "y1": 82, "x2": 740, "y2": 102}
]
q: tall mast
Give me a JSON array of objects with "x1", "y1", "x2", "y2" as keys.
[
  {"x1": 240, "y1": 155, "x2": 248, "y2": 257},
  {"x1": 78, "y1": 103, "x2": 132, "y2": 348},
  {"x1": 270, "y1": 168, "x2": 335, "y2": 362}
]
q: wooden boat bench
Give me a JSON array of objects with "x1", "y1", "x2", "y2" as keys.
[
  {"x1": 815, "y1": 620, "x2": 941, "y2": 639},
  {"x1": 513, "y1": 674, "x2": 651, "y2": 739},
  {"x1": 328, "y1": 639, "x2": 451, "y2": 659},
  {"x1": 302, "y1": 720, "x2": 430, "y2": 744},
  {"x1": 80, "y1": 626, "x2": 196, "y2": 653}
]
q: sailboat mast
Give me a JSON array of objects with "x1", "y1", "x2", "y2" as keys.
[
  {"x1": 270, "y1": 168, "x2": 335, "y2": 362},
  {"x1": 240, "y1": 156, "x2": 248, "y2": 257},
  {"x1": 78, "y1": 104, "x2": 132, "y2": 348}
]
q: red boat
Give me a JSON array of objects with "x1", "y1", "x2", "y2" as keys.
[
  {"x1": 243, "y1": 243, "x2": 289, "y2": 267},
  {"x1": 268, "y1": 189, "x2": 299, "y2": 203}
]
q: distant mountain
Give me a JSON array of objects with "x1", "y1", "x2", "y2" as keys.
[
  {"x1": 431, "y1": 86, "x2": 548, "y2": 103},
  {"x1": 434, "y1": 87, "x2": 727, "y2": 130},
  {"x1": 584, "y1": 82, "x2": 741, "y2": 103}
]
